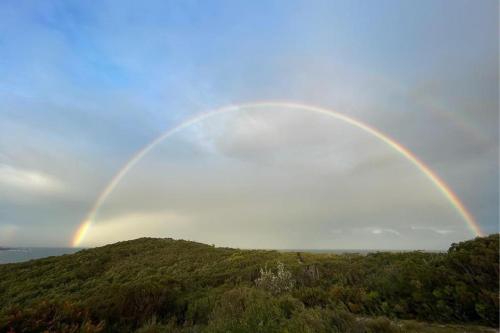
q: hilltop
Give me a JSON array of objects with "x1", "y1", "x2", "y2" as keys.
[{"x1": 0, "y1": 235, "x2": 498, "y2": 332}]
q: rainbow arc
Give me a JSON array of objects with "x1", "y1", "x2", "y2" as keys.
[{"x1": 72, "y1": 102, "x2": 482, "y2": 247}]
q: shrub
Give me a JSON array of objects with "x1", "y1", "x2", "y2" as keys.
[
  {"x1": 0, "y1": 301, "x2": 104, "y2": 333},
  {"x1": 363, "y1": 316, "x2": 400, "y2": 333},
  {"x1": 205, "y1": 287, "x2": 284, "y2": 332},
  {"x1": 255, "y1": 261, "x2": 295, "y2": 295}
]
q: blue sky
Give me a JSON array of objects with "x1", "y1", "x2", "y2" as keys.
[{"x1": 0, "y1": 0, "x2": 498, "y2": 248}]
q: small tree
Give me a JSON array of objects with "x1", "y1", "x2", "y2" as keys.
[{"x1": 255, "y1": 261, "x2": 295, "y2": 295}]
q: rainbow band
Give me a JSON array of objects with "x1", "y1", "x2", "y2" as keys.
[{"x1": 72, "y1": 101, "x2": 482, "y2": 246}]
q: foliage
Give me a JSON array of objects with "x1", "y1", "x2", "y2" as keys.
[
  {"x1": 255, "y1": 261, "x2": 295, "y2": 295},
  {"x1": 0, "y1": 234, "x2": 497, "y2": 332}
]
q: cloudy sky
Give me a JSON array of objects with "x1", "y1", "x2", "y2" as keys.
[{"x1": 0, "y1": 0, "x2": 498, "y2": 249}]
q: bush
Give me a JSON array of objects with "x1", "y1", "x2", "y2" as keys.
[
  {"x1": 0, "y1": 301, "x2": 104, "y2": 333},
  {"x1": 255, "y1": 261, "x2": 295, "y2": 295},
  {"x1": 205, "y1": 287, "x2": 284, "y2": 332},
  {"x1": 363, "y1": 316, "x2": 400, "y2": 333}
]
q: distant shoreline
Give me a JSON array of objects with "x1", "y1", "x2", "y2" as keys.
[{"x1": 0, "y1": 247, "x2": 81, "y2": 264}]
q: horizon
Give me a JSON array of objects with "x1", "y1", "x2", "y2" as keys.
[
  {"x1": 0, "y1": 1, "x2": 498, "y2": 249},
  {"x1": 0, "y1": 234, "x2": 492, "y2": 252}
]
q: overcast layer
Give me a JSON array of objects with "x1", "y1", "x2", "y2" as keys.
[{"x1": 0, "y1": 0, "x2": 498, "y2": 248}]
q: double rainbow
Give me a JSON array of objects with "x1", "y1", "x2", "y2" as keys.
[{"x1": 72, "y1": 101, "x2": 482, "y2": 246}]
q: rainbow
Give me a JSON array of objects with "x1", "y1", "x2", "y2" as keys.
[{"x1": 72, "y1": 101, "x2": 482, "y2": 246}]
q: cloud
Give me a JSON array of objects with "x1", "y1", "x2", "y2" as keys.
[
  {"x1": 192, "y1": 107, "x2": 395, "y2": 174},
  {"x1": 0, "y1": 224, "x2": 19, "y2": 244},
  {"x1": 411, "y1": 226, "x2": 455, "y2": 235},
  {"x1": 0, "y1": 164, "x2": 64, "y2": 192},
  {"x1": 374, "y1": 228, "x2": 400, "y2": 236},
  {"x1": 79, "y1": 106, "x2": 479, "y2": 249},
  {"x1": 83, "y1": 210, "x2": 191, "y2": 246},
  {"x1": 0, "y1": 0, "x2": 496, "y2": 247},
  {"x1": 355, "y1": 227, "x2": 401, "y2": 236}
]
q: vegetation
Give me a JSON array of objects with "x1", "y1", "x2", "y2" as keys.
[{"x1": 0, "y1": 234, "x2": 497, "y2": 332}]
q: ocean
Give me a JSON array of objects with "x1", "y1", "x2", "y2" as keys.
[{"x1": 0, "y1": 247, "x2": 82, "y2": 264}]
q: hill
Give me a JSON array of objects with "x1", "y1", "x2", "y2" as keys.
[{"x1": 0, "y1": 235, "x2": 498, "y2": 333}]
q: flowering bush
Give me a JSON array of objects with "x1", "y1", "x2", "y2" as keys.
[{"x1": 255, "y1": 261, "x2": 295, "y2": 295}]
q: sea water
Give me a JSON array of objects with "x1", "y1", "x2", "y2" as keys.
[{"x1": 0, "y1": 247, "x2": 82, "y2": 264}]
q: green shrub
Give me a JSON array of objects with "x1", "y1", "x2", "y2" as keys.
[
  {"x1": 255, "y1": 261, "x2": 295, "y2": 295},
  {"x1": 205, "y1": 287, "x2": 284, "y2": 332}
]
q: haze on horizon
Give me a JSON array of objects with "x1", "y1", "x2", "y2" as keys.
[{"x1": 0, "y1": 0, "x2": 498, "y2": 249}]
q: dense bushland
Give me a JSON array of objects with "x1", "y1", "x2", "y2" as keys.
[{"x1": 0, "y1": 234, "x2": 497, "y2": 332}]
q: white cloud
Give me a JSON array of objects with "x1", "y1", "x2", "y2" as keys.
[
  {"x1": 83, "y1": 211, "x2": 192, "y2": 246},
  {"x1": 0, "y1": 164, "x2": 63, "y2": 192},
  {"x1": 411, "y1": 226, "x2": 455, "y2": 235},
  {"x1": 355, "y1": 227, "x2": 401, "y2": 236}
]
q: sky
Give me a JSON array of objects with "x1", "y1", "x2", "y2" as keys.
[{"x1": 0, "y1": 0, "x2": 498, "y2": 249}]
